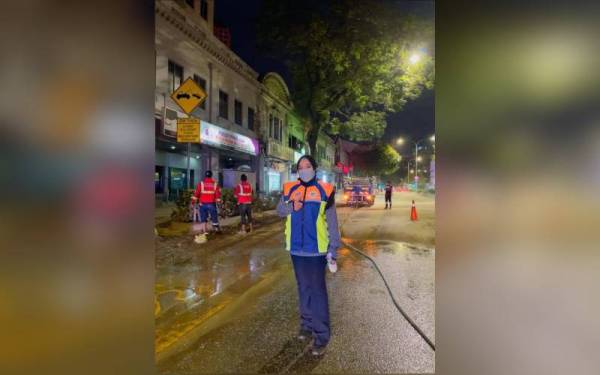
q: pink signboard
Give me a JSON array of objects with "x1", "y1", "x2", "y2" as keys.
[{"x1": 200, "y1": 121, "x2": 259, "y2": 156}]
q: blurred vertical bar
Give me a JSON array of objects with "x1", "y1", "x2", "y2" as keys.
[
  {"x1": 437, "y1": 1, "x2": 600, "y2": 375},
  {"x1": 0, "y1": 1, "x2": 155, "y2": 374}
]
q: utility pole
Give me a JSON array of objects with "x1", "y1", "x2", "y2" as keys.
[
  {"x1": 187, "y1": 142, "x2": 191, "y2": 189},
  {"x1": 414, "y1": 143, "x2": 418, "y2": 186}
]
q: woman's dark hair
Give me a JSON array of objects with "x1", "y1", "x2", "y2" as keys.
[
  {"x1": 241, "y1": 174, "x2": 247, "y2": 181},
  {"x1": 296, "y1": 154, "x2": 318, "y2": 170},
  {"x1": 205, "y1": 170, "x2": 213, "y2": 178}
]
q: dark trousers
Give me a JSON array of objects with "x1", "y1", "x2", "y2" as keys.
[
  {"x1": 291, "y1": 254, "x2": 330, "y2": 347},
  {"x1": 385, "y1": 193, "x2": 392, "y2": 208},
  {"x1": 200, "y1": 203, "x2": 219, "y2": 225},
  {"x1": 239, "y1": 203, "x2": 252, "y2": 224}
]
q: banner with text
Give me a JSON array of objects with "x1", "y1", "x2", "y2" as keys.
[{"x1": 200, "y1": 121, "x2": 259, "y2": 156}]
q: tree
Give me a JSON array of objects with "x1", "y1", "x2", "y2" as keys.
[
  {"x1": 257, "y1": 0, "x2": 434, "y2": 155},
  {"x1": 353, "y1": 143, "x2": 401, "y2": 177},
  {"x1": 329, "y1": 111, "x2": 387, "y2": 142}
]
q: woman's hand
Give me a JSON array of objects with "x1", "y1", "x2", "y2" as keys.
[{"x1": 292, "y1": 199, "x2": 303, "y2": 211}]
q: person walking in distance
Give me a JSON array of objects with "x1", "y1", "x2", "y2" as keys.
[
  {"x1": 234, "y1": 174, "x2": 253, "y2": 234},
  {"x1": 192, "y1": 170, "x2": 222, "y2": 233},
  {"x1": 277, "y1": 155, "x2": 341, "y2": 356},
  {"x1": 385, "y1": 180, "x2": 393, "y2": 209}
]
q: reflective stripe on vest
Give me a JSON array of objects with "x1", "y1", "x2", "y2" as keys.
[
  {"x1": 200, "y1": 181, "x2": 215, "y2": 194},
  {"x1": 237, "y1": 184, "x2": 252, "y2": 196}
]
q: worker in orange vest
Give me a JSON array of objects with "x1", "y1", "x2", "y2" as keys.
[
  {"x1": 234, "y1": 174, "x2": 253, "y2": 234},
  {"x1": 192, "y1": 170, "x2": 222, "y2": 233}
]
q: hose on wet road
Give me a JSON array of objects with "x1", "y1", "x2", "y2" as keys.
[{"x1": 341, "y1": 240, "x2": 436, "y2": 351}]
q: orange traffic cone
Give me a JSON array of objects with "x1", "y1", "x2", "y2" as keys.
[{"x1": 410, "y1": 200, "x2": 418, "y2": 221}]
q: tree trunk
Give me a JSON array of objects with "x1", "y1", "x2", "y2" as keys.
[{"x1": 306, "y1": 125, "x2": 320, "y2": 157}]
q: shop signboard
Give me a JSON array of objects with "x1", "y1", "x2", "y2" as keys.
[
  {"x1": 176, "y1": 118, "x2": 200, "y2": 143},
  {"x1": 200, "y1": 121, "x2": 259, "y2": 156}
]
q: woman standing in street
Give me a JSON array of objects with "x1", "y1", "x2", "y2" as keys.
[{"x1": 277, "y1": 155, "x2": 341, "y2": 356}]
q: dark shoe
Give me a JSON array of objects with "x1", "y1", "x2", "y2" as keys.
[
  {"x1": 297, "y1": 329, "x2": 312, "y2": 341},
  {"x1": 311, "y1": 344, "x2": 327, "y2": 356}
]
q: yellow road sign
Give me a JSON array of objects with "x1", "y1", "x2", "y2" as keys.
[
  {"x1": 177, "y1": 118, "x2": 200, "y2": 143},
  {"x1": 171, "y1": 77, "x2": 207, "y2": 114}
]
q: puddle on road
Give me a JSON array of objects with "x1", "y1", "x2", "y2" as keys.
[
  {"x1": 155, "y1": 258, "x2": 292, "y2": 361},
  {"x1": 337, "y1": 238, "x2": 435, "y2": 310},
  {"x1": 343, "y1": 238, "x2": 434, "y2": 257},
  {"x1": 155, "y1": 227, "x2": 294, "y2": 362}
]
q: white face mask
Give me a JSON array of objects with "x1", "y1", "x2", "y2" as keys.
[{"x1": 298, "y1": 168, "x2": 315, "y2": 182}]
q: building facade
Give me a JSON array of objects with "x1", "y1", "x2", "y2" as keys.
[
  {"x1": 154, "y1": 0, "x2": 339, "y2": 199},
  {"x1": 258, "y1": 73, "x2": 296, "y2": 195},
  {"x1": 315, "y1": 133, "x2": 336, "y2": 185},
  {"x1": 287, "y1": 111, "x2": 307, "y2": 182},
  {"x1": 155, "y1": 0, "x2": 261, "y2": 201}
]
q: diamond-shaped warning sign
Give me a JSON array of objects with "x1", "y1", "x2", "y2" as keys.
[{"x1": 171, "y1": 77, "x2": 207, "y2": 115}]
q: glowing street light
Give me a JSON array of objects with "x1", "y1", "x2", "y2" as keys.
[
  {"x1": 409, "y1": 53, "x2": 421, "y2": 64},
  {"x1": 396, "y1": 134, "x2": 435, "y2": 189}
]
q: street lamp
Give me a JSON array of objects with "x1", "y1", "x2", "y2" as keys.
[
  {"x1": 396, "y1": 137, "x2": 405, "y2": 145},
  {"x1": 409, "y1": 53, "x2": 421, "y2": 64},
  {"x1": 397, "y1": 135, "x2": 435, "y2": 189}
]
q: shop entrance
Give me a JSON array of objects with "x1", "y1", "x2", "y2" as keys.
[{"x1": 218, "y1": 150, "x2": 256, "y2": 189}]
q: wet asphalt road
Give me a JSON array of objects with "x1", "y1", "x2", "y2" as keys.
[{"x1": 156, "y1": 192, "x2": 435, "y2": 374}]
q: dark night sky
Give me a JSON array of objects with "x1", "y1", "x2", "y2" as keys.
[
  {"x1": 215, "y1": 0, "x2": 434, "y2": 154},
  {"x1": 384, "y1": 89, "x2": 435, "y2": 157}
]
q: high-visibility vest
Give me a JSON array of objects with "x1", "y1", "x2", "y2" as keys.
[
  {"x1": 235, "y1": 182, "x2": 253, "y2": 204},
  {"x1": 194, "y1": 178, "x2": 220, "y2": 204},
  {"x1": 282, "y1": 179, "x2": 334, "y2": 254}
]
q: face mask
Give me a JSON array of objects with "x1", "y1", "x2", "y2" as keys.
[{"x1": 299, "y1": 168, "x2": 315, "y2": 182}]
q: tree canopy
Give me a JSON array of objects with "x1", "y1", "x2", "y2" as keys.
[
  {"x1": 353, "y1": 143, "x2": 401, "y2": 177},
  {"x1": 257, "y1": 0, "x2": 434, "y2": 154},
  {"x1": 329, "y1": 111, "x2": 387, "y2": 142}
]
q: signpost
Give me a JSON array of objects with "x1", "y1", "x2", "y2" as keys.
[{"x1": 171, "y1": 77, "x2": 207, "y2": 189}]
